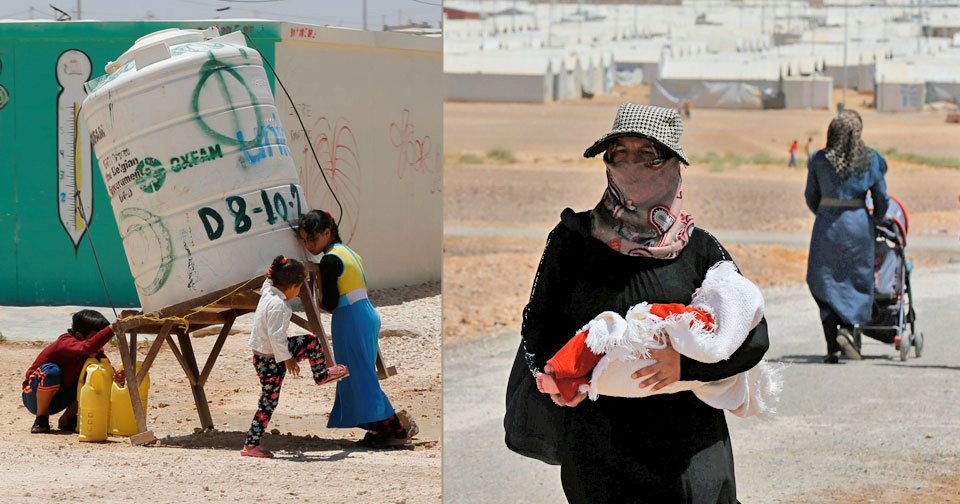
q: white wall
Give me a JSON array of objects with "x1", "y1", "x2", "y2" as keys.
[
  {"x1": 275, "y1": 24, "x2": 442, "y2": 289},
  {"x1": 446, "y1": 73, "x2": 550, "y2": 102},
  {"x1": 876, "y1": 82, "x2": 926, "y2": 112},
  {"x1": 783, "y1": 77, "x2": 833, "y2": 109}
]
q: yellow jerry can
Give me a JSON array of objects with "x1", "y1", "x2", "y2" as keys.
[
  {"x1": 109, "y1": 361, "x2": 149, "y2": 436},
  {"x1": 77, "y1": 358, "x2": 113, "y2": 442}
]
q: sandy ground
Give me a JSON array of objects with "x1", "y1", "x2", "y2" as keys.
[
  {"x1": 442, "y1": 96, "x2": 960, "y2": 502},
  {"x1": 442, "y1": 92, "x2": 960, "y2": 340},
  {"x1": 445, "y1": 85, "x2": 960, "y2": 160},
  {"x1": 0, "y1": 283, "x2": 440, "y2": 504},
  {"x1": 443, "y1": 159, "x2": 960, "y2": 340}
]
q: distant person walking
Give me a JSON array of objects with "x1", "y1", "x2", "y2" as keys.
[
  {"x1": 804, "y1": 136, "x2": 813, "y2": 161},
  {"x1": 788, "y1": 140, "x2": 800, "y2": 167},
  {"x1": 683, "y1": 99, "x2": 692, "y2": 119},
  {"x1": 805, "y1": 110, "x2": 890, "y2": 364}
]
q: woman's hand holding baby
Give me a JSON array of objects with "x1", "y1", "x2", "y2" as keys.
[{"x1": 632, "y1": 342, "x2": 681, "y2": 391}]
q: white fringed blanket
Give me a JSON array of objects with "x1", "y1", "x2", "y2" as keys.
[{"x1": 582, "y1": 261, "x2": 783, "y2": 417}]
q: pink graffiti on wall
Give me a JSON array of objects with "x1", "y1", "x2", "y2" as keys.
[
  {"x1": 389, "y1": 109, "x2": 442, "y2": 194},
  {"x1": 301, "y1": 116, "x2": 362, "y2": 244}
]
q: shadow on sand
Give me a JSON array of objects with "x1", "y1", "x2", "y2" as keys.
[{"x1": 157, "y1": 430, "x2": 421, "y2": 462}]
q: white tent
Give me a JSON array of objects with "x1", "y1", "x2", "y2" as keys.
[{"x1": 444, "y1": 52, "x2": 554, "y2": 103}]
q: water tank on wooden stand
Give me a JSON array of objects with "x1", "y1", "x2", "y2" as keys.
[{"x1": 82, "y1": 28, "x2": 307, "y2": 312}]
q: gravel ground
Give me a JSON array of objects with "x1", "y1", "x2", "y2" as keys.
[{"x1": 0, "y1": 283, "x2": 440, "y2": 504}]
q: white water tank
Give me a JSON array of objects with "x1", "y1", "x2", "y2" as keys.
[{"x1": 82, "y1": 28, "x2": 306, "y2": 312}]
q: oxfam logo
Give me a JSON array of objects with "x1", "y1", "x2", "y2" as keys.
[{"x1": 135, "y1": 157, "x2": 166, "y2": 193}]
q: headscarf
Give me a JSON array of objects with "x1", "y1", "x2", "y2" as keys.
[
  {"x1": 589, "y1": 138, "x2": 694, "y2": 259},
  {"x1": 824, "y1": 110, "x2": 872, "y2": 178}
]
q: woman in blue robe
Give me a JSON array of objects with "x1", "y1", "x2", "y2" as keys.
[
  {"x1": 297, "y1": 210, "x2": 418, "y2": 446},
  {"x1": 805, "y1": 110, "x2": 889, "y2": 363}
]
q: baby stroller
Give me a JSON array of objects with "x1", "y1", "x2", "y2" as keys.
[{"x1": 853, "y1": 194, "x2": 924, "y2": 361}]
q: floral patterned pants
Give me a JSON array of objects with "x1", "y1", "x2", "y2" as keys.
[{"x1": 244, "y1": 334, "x2": 329, "y2": 447}]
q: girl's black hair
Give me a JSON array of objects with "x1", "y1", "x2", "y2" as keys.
[
  {"x1": 298, "y1": 210, "x2": 342, "y2": 245},
  {"x1": 70, "y1": 309, "x2": 109, "y2": 337},
  {"x1": 267, "y1": 255, "x2": 306, "y2": 290}
]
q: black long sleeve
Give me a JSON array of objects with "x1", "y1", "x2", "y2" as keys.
[
  {"x1": 318, "y1": 253, "x2": 344, "y2": 312},
  {"x1": 681, "y1": 317, "x2": 770, "y2": 381},
  {"x1": 520, "y1": 224, "x2": 569, "y2": 373}
]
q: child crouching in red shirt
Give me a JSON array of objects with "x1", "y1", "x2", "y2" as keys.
[{"x1": 21, "y1": 309, "x2": 123, "y2": 433}]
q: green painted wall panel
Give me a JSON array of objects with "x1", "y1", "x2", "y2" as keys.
[{"x1": 0, "y1": 20, "x2": 280, "y2": 306}]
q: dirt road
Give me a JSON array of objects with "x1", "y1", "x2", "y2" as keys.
[
  {"x1": 443, "y1": 97, "x2": 960, "y2": 503},
  {"x1": 443, "y1": 265, "x2": 960, "y2": 503}
]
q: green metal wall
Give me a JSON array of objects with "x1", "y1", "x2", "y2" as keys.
[{"x1": 0, "y1": 20, "x2": 280, "y2": 306}]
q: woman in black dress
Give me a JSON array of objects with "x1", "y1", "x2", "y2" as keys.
[{"x1": 521, "y1": 103, "x2": 769, "y2": 503}]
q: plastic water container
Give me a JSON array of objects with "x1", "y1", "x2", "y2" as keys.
[
  {"x1": 77, "y1": 358, "x2": 113, "y2": 442},
  {"x1": 109, "y1": 361, "x2": 150, "y2": 436},
  {"x1": 81, "y1": 28, "x2": 307, "y2": 312}
]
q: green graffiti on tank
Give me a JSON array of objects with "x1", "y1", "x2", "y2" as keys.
[
  {"x1": 120, "y1": 207, "x2": 174, "y2": 295},
  {"x1": 190, "y1": 52, "x2": 263, "y2": 152}
]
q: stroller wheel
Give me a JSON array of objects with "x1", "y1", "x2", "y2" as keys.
[
  {"x1": 899, "y1": 331, "x2": 911, "y2": 362},
  {"x1": 913, "y1": 331, "x2": 924, "y2": 358}
]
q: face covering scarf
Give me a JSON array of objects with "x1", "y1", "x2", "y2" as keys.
[{"x1": 589, "y1": 146, "x2": 694, "y2": 259}]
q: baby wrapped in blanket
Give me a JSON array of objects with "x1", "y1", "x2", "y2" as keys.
[{"x1": 536, "y1": 261, "x2": 782, "y2": 417}]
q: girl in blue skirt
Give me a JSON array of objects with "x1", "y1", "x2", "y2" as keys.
[{"x1": 298, "y1": 210, "x2": 418, "y2": 447}]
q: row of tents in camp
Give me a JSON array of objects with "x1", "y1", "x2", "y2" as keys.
[
  {"x1": 446, "y1": 39, "x2": 960, "y2": 111},
  {"x1": 445, "y1": 48, "x2": 615, "y2": 102},
  {"x1": 443, "y1": 1, "x2": 960, "y2": 111}
]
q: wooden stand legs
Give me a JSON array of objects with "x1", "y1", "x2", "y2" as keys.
[{"x1": 109, "y1": 272, "x2": 399, "y2": 446}]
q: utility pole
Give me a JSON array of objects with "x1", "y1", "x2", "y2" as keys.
[
  {"x1": 917, "y1": 0, "x2": 923, "y2": 54},
  {"x1": 577, "y1": 0, "x2": 582, "y2": 45},
  {"x1": 363, "y1": 0, "x2": 367, "y2": 31},
  {"x1": 761, "y1": 0, "x2": 766, "y2": 37},
  {"x1": 811, "y1": 18, "x2": 816, "y2": 56},
  {"x1": 548, "y1": 0, "x2": 554, "y2": 47},
  {"x1": 479, "y1": 0, "x2": 485, "y2": 46},
  {"x1": 842, "y1": 0, "x2": 849, "y2": 110}
]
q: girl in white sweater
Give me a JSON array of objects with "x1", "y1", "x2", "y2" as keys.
[{"x1": 241, "y1": 255, "x2": 349, "y2": 458}]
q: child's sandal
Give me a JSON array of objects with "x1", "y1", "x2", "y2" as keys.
[
  {"x1": 317, "y1": 364, "x2": 349, "y2": 385},
  {"x1": 240, "y1": 446, "x2": 274, "y2": 458}
]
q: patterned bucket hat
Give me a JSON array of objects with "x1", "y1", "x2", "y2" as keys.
[{"x1": 583, "y1": 103, "x2": 690, "y2": 165}]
